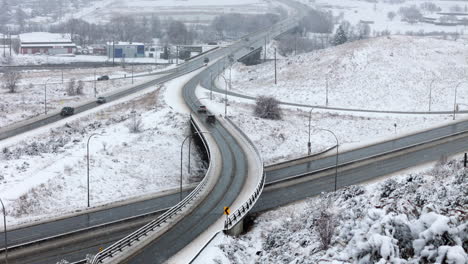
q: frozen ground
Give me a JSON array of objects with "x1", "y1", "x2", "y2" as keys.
[
  {"x1": 0, "y1": 74, "x2": 205, "y2": 227},
  {"x1": 0, "y1": 64, "x2": 169, "y2": 128},
  {"x1": 195, "y1": 158, "x2": 468, "y2": 263},
  {"x1": 299, "y1": 0, "x2": 468, "y2": 34},
  {"x1": 0, "y1": 54, "x2": 171, "y2": 66},
  {"x1": 64, "y1": 0, "x2": 273, "y2": 24},
  {"x1": 198, "y1": 88, "x2": 455, "y2": 165},
  {"x1": 229, "y1": 35, "x2": 468, "y2": 112}
]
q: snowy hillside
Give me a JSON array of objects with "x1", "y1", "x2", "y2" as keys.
[
  {"x1": 0, "y1": 77, "x2": 205, "y2": 226},
  {"x1": 230, "y1": 35, "x2": 468, "y2": 112},
  {"x1": 198, "y1": 159, "x2": 468, "y2": 263}
]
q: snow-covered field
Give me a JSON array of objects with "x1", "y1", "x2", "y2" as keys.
[
  {"x1": 300, "y1": 0, "x2": 468, "y2": 34},
  {"x1": 1, "y1": 54, "x2": 170, "y2": 66},
  {"x1": 66, "y1": 0, "x2": 273, "y2": 24},
  {"x1": 196, "y1": 158, "x2": 468, "y2": 263},
  {"x1": 199, "y1": 88, "x2": 454, "y2": 165},
  {"x1": 0, "y1": 73, "x2": 205, "y2": 226},
  {"x1": 193, "y1": 35, "x2": 466, "y2": 164},
  {"x1": 230, "y1": 35, "x2": 468, "y2": 112},
  {"x1": 0, "y1": 64, "x2": 169, "y2": 128}
]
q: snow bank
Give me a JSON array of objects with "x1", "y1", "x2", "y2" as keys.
[{"x1": 201, "y1": 159, "x2": 467, "y2": 263}]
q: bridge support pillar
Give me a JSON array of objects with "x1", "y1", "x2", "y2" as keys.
[{"x1": 225, "y1": 218, "x2": 244, "y2": 236}]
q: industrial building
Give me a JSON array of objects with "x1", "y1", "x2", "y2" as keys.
[
  {"x1": 107, "y1": 42, "x2": 145, "y2": 58},
  {"x1": 19, "y1": 32, "x2": 76, "y2": 55}
]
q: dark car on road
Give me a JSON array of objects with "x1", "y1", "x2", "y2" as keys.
[
  {"x1": 60, "y1": 107, "x2": 75, "y2": 117},
  {"x1": 197, "y1": 105, "x2": 207, "y2": 113},
  {"x1": 97, "y1": 75, "x2": 109, "y2": 81},
  {"x1": 97, "y1": 97, "x2": 107, "y2": 104},
  {"x1": 203, "y1": 57, "x2": 210, "y2": 66}
]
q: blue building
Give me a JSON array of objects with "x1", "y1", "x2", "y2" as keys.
[{"x1": 107, "y1": 42, "x2": 145, "y2": 58}]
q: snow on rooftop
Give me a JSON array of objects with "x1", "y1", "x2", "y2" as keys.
[
  {"x1": 20, "y1": 32, "x2": 73, "y2": 43},
  {"x1": 106, "y1": 42, "x2": 145, "y2": 46}
]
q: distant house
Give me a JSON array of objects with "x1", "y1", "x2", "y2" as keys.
[
  {"x1": 19, "y1": 32, "x2": 77, "y2": 55},
  {"x1": 107, "y1": 42, "x2": 145, "y2": 58}
]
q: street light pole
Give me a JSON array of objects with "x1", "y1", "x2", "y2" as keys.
[
  {"x1": 0, "y1": 197, "x2": 8, "y2": 264},
  {"x1": 44, "y1": 78, "x2": 51, "y2": 115},
  {"x1": 453, "y1": 82, "x2": 462, "y2": 120},
  {"x1": 274, "y1": 47, "x2": 277, "y2": 85},
  {"x1": 317, "y1": 128, "x2": 339, "y2": 191},
  {"x1": 325, "y1": 76, "x2": 329, "y2": 107},
  {"x1": 180, "y1": 131, "x2": 210, "y2": 202},
  {"x1": 428, "y1": 78, "x2": 435, "y2": 112},
  {"x1": 87, "y1": 133, "x2": 101, "y2": 208},
  {"x1": 94, "y1": 68, "x2": 97, "y2": 98},
  {"x1": 209, "y1": 70, "x2": 213, "y2": 100},
  {"x1": 220, "y1": 75, "x2": 229, "y2": 117},
  {"x1": 308, "y1": 108, "x2": 314, "y2": 155},
  {"x1": 131, "y1": 64, "x2": 134, "y2": 84}
]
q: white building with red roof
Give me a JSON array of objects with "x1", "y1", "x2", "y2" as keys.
[{"x1": 19, "y1": 32, "x2": 77, "y2": 55}]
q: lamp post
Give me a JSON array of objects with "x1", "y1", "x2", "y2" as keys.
[
  {"x1": 274, "y1": 47, "x2": 277, "y2": 85},
  {"x1": 180, "y1": 131, "x2": 210, "y2": 202},
  {"x1": 453, "y1": 82, "x2": 462, "y2": 120},
  {"x1": 0, "y1": 197, "x2": 7, "y2": 264},
  {"x1": 228, "y1": 54, "x2": 235, "y2": 90},
  {"x1": 316, "y1": 128, "x2": 339, "y2": 191},
  {"x1": 44, "y1": 78, "x2": 51, "y2": 115},
  {"x1": 94, "y1": 68, "x2": 97, "y2": 98},
  {"x1": 208, "y1": 69, "x2": 214, "y2": 100},
  {"x1": 307, "y1": 108, "x2": 314, "y2": 156},
  {"x1": 428, "y1": 78, "x2": 435, "y2": 112},
  {"x1": 87, "y1": 133, "x2": 102, "y2": 207},
  {"x1": 219, "y1": 74, "x2": 229, "y2": 117},
  {"x1": 188, "y1": 98, "x2": 210, "y2": 174}
]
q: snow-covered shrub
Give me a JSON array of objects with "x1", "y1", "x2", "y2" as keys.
[
  {"x1": 67, "y1": 78, "x2": 76, "y2": 96},
  {"x1": 2, "y1": 71, "x2": 21, "y2": 93},
  {"x1": 214, "y1": 159, "x2": 467, "y2": 264},
  {"x1": 126, "y1": 113, "x2": 143, "y2": 133},
  {"x1": 76, "y1": 80, "x2": 84, "y2": 95},
  {"x1": 254, "y1": 96, "x2": 282, "y2": 120},
  {"x1": 313, "y1": 197, "x2": 337, "y2": 250}
]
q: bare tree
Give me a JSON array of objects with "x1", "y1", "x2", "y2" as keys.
[
  {"x1": 314, "y1": 197, "x2": 337, "y2": 250},
  {"x1": 127, "y1": 112, "x2": 143, "y2": 133},
  {"x1": 387, "y1": 11, "x2": 396, "y2": 21},
  {"x1": 76, "y1": 80, "x2": 84, "y2": 95},
  {"x1": 254, "y1": 96, "x2": 282, "y2": 120},
  {"x1": 67, "y1": 78, "x2": 76, "y2": 96},
  {"x1": 398, "y1": 6, "x2": 423, "y2": 24},
  {"x1": 3, "y1": 71, "x2": 21, "y2": 93}
]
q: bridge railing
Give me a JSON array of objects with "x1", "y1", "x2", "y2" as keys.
[
  {"x1": 90, "y1": 118, "x2": 211, "y2": 264},
  {"x1": 223, "y1": 118, "x2": 264, "y2": 230}
]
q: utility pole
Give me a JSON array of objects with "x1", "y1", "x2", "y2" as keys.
[
  {"x1": 112, "y1": 40, "x2": 115, "y2": 67},
  {"x1": 295, "y1": 34, "x2": 297, "y2": 56},
  {"x1": 3, "y1": 33, "x2": 5, "y2": 57},
  {"x1": 453, "y1": 82, "x2": 462, "y2": 120},
  {"x1": 326, "y1": 76, "x2": 329, "y2": 107},
  {"x1": 94, "y1": 69, "x2": 97, "y2": 97},
  {"x1": 176, "y1": 46, "x2": 179, "y2": 65},
  {"x1": 264, "y1": 36, "x2": 267, "y2": 62},
  {"x1": 8, "y1": 31, "x2": 11, "y2": 56},
  {"x1": 274, "y1": 48, "x2": 277, "y2": 85},
  {"x1": 308, "y1": 108, "x2": 314, "y2": 155},
  {"x1": 131, "y1": 64, "x2": 134, "y2": 84}
]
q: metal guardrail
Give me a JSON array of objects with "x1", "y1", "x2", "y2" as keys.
[
  {"x1": 268, "y1": 129, "x2": 468, "y2": 186},
  {"x1": 223, "y1": 118, "x2": 264, "y2": 230},
  {"x1": 90, "y1": 118, "x2": 211, "y2": 264}
]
